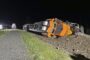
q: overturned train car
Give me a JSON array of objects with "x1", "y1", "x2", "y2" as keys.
[{"x1": 23, "y1": 18, "x2": 84, "y2": 37}]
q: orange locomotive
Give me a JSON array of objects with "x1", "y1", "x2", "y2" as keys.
[{"x1": 42, "y1": 18, "x2": 72, "y2": 37}]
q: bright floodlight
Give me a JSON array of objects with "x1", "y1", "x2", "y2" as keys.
[
  {"x1": 0, "y1": 24, "x2": 3, "y2": 29},
  {"x1": 11, "y1": 23, "x2": 16, "y2": 29}
]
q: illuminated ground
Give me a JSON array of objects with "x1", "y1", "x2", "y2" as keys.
[
  {"x1": 0, "y1": 31, "x2": 29, "y2": 60},
  {"x1": 34, "y1": 32, "x2": 90, "y2": 59}
]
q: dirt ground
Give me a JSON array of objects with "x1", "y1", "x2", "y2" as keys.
[
  {"x1": 0, "y1": 31, "x2": 29, "y2": 60},
  {"x1": 33, "y1": 33, "x2": 90, "y2": 59}
]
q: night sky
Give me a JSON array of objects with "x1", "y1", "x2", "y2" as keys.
[{"x1": 0, "y1": 0, "x2": 90, "y2": 29}]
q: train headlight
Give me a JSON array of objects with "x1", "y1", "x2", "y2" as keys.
[
  {"x1": 42, "y1": 26, "x2": 47, "y2": 31},
  {"x1": 43, "y1": 21, "x2": 48, "y2": 26}
]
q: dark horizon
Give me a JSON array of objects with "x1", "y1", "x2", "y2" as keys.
[{"x1": 0, "y1": 0, "x2": 90, "y2": 29}]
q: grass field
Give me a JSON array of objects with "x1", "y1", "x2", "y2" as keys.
[
  {"x1": 21, "y1": 31, "x2": 72, "y2": 60},
  {"x1": 0, "y1": 30, "x2": 5, "y2": 36}
]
